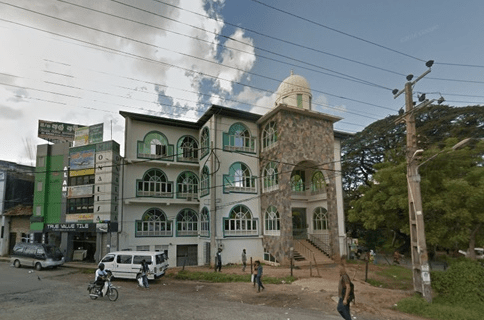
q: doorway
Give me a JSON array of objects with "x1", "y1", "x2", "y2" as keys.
[
  {"x1": 292, "y1": 208, "x2": 307, "y2": 239},
  {"x1": 177, "y1": 245, "x2": 198, "y2": 267}
]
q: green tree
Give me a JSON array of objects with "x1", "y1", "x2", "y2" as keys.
[{"x1": 348, "y1": 138, "x2": 484, "y2": 255}]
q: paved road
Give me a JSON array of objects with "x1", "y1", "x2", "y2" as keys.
[{"x1": 0, "y1": 261, "x2": 347, "y2": 320}]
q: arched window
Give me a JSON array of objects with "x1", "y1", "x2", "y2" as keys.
[
  {"x1": 262, "y1": 162, "x2": 279, "y2": 193},
  {"x1": 137, "y1": 131, "x2": 173, "y2": 160},
  {"x1": 136, "y1": 208, "x2": 172, "y2": 237},
  {"x1": 313, "y1": 207, "x2": 328, "y2": 231},
  {"x1": 223, "y1": 122, "x2": 255, "y2": 152},
  {"x1": 176, "y1": 171, "x2": 198, "y2": 199},
  {"x1": 262, "y1": 121, "x2": 277, "y2": 150},
  {"x1": 200, "y1": 166, "x2": 210, "y2": 197},
  {"x1": 291, "y1": 170, "x2": 305, "y2": 193},
  {"x1": 200, "y1": 127, "x2": 210, "y2": 159},
  {"x1": 200, "y1": 207, "x2": 210, "y2": 237},
  {"x1": 176, "y1": 209, "x2": 198, "y2": 236},
  {"x1": 264, "y1": 206, "x2": 280, "y2": 236},
  {"x1": 311, "y1": 171, "x2": 326, "y2": 194},
  {"x1": 177, "y1": 136, "x2": 198, "y2": 162},
  {"x1": 224, "y1": 205, "x2": 258, "y2": 236},
  {"x1": 224, "y1": 162, "x2": 256, "y2": 193},
  {"x1": 137, "y1": 169, "x2": 173, "y2": 197}
]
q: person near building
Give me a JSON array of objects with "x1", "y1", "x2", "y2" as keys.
[
  {"x1": 94, "y1": 263, "x2": 108, "y2": 296},
  {"x1": 337, "y1": 263, "x2": 352, "y2": 320},
  {"x1": 139, "y1": 259, "x2": 150, "y2": 288},
  {"x1": 241, "y1": 249, "x2": 247, "y2": 272},
  {"x1": 215, "y1": 248, "x2": 222, "y2": 272},
  {"x1": 255, "y1": 260, "x2": 265, "y2": 293}
]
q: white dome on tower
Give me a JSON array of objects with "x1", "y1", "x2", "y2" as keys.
[{"x1": 275, "y1": 71, "x2": 312, "y2": 110}]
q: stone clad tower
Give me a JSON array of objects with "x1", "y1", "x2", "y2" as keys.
[{"x1": 258, "y1": 72, "x2": 345, "y2": 264}]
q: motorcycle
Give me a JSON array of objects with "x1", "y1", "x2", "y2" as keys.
[{"x1": 87, "y1": 270, "x2": 119, "y2": 301}]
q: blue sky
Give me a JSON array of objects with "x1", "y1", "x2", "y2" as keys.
[{"x1": 0, "y1": 0, "x2": 483, "y2": 164}]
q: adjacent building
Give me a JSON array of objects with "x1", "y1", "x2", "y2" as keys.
[
  {"x1": 0, "y1": 160, "x2": 35, "y2": 256},
  {"x1": 31, "y1": 127, "x2": 121, "y2": 262}
]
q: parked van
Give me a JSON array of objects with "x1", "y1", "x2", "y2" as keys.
[
  {"x1": 11, "y1": 242, "x2": 65, "y2": 271},
  {"x1": 99, "y1": 251, "x2": 169, "y2": 280}
]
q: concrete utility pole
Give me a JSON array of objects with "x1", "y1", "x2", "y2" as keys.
[{"x1": 393, "y1": 61, "x2": 434, "y2": 303}]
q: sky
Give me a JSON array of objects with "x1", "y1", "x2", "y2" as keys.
[{"x1": 1, "y1": 0, "x2": 483, "y2": 165}]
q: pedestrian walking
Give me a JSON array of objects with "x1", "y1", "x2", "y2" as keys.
[
  {"x1": 370, "y1": 249, "x2": 376, "y2": 265},
  {"x1": 252, "y1": 261, "x2": 257, "y2": 287},
  {"x1": 214, "y1": 248, "x2": 222, "y2": 272},
  {"x1": 255, "y1": 260, "x2": 265, "y2": 293},
  {"x1": 337, "y1": 263, "x2": 352, "y2": 320},
  {"x1": 241, "y1": 249, "x2": 247, "y2": 271},
  {"x1": 139, "y1": 259, "x2": 150, "y2": 288}
]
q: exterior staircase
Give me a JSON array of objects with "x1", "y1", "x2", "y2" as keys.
[{"x1": 293, "y1": 239, "x2": 334, "y2": 267}]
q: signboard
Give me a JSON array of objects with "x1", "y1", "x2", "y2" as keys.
[
  {"x1": 69, "y1": 149, "x2": 95, "y2": 170},
  {"x1": 67, "y1": 185, "x2": 94, "y2": 198},
  {"x1": 74, "y1": 127, "x2": 90, "y2": 147},
  {"x1": 66, "y1": 214, "x2": 94, "y2": 222},
  {"x1": 38, "y1": 120, "x2": 83, "y2": 143},
  {"x1": 89, "y1": 123, "x2": 104, "y2": 144},
  {"x1": 74, "y1": 123, "x2": 104, "y2": 147},
  {"x1": 44, "y1": 223, "x2": 95, "y2": 232},
  {"x1": 69, "y1": 168, "x2": 95, "y2": 177}
]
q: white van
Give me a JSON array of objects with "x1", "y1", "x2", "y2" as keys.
[{"x1": 99, "y1": 251, "x2": 169, "y2": 280}]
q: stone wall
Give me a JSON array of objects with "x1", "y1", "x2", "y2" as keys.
[{"x1": 260, "y1": 109, "x2": 339, "y2": 264}]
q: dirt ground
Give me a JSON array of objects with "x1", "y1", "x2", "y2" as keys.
[{"x1": 164, "y1": 262, "x2": 427, "y2": 320}]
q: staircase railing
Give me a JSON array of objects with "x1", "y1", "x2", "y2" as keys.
[
  {"x1": 309, "y1": 233, "x2": 332, "y2": 257},
  {"x1": 293, "y1": 240, "x2": 315, "y2": 262}
]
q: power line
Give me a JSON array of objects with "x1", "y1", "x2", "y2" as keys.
[{"x1": 249, "y1": 0, "x2": 426, "y2": 63}]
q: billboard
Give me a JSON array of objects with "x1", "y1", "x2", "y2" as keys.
[
  {"x1": 38, "y1": 120, "x2": 83, "y2": 143},
  {"x1": 69, "y1": 149, "x2": 95, "y2": 170},
  {"x1": 74, "y1": 123, "x2": 104, "y2": 147}
]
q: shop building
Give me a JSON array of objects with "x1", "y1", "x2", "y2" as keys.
[{"x1": 32, "y1": 139, "x2": 121, "y2": 262}]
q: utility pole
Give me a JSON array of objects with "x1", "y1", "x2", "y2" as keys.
[{"x1": 393, "y1": 60, "x2": 434, "y2": 303}]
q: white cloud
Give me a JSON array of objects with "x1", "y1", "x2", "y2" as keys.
[{"x1": 0, "y1": 0, "x2": 258, "y2": 164}]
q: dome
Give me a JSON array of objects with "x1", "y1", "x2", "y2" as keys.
[{"x1": 275, "y1": 71, "x2": 312, "y2": 110}]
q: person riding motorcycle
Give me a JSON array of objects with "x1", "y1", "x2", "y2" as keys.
[{"x1": 95, "y1": 263, "x2": 108, "y2": 296}]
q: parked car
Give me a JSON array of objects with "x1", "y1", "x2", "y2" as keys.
[
  {"x1": 458, "y1": 248, "x2": 484, "y2": 259},
  {"x1": 99, "y1": 251, "x2": 169, "y2": 280},
  {"x1": 11, "y1": 242, "x2": 65, "y2": 270}
]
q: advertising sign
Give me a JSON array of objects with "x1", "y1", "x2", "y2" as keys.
[
  {"x1": 74, "y1": 126, "x2": 90, "y2": 147},
  {"x1": 69, "y1": 149, "x2": 95, "y2": 170},
  {"x1": 67, "y1": 185, "x2": 94, "y2": 198},
  {"x1": 66, "y1": 214, "x2": 94, "y2": 222},
  {"x1": 38, "y1": 120, "x2": 83, "y2": 143},
  {"x1": 89, "y1": 123, "x2": 104, "y2": 144}
]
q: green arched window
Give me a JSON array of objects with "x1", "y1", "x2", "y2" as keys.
[
  {"x1": 137, "y1": 169, "x2": 173, "y2": 197},
  {"x1": 262, "y1": 162, "x2": 279, "y2": 192},
  {"x1": 136, "y1": 208, "x2": 172, "y2": 237},
  {"x1": 224, "y1": 162, "x2": 256, "y2": 193},
  {"x1": 177, "y1": 136, "x2": 198, "y2": 162},
  {"x1": 176, "y1": 171, "x2": 199, "y2": 199},
  {"x1": 265, "y1": 206, "x2": 280, "y2": 236},
  {"x1": 200, "y1": 166, "x2": 210, "y2": 197},
  {"x1": 223, "y1": 122, "x2": 255, "y2": 152},
  {"x1": 200, "y1": 207, "x2": 210, "y2": 237},
  {"x1": 224, "y1": 205, "x2": 258, "y2": 236},
  {"x1": 313, "y1": 207, "x2": 328, "y2": 231},
  {"x1": 262, "y1": 121, "x2": 278, "y2": 150},
  {"x1": 200, "y1": 127, "x2": 210, "y2": 159},
  {"x1": 311, "y1": 171, "x2": 326, "y2": 193},
  {"x1": 176, "y1": 209, "x2": 198, "y2": 236},
  {"x1": 137, "y1": 131, "x2": 174, "y2": 160}
]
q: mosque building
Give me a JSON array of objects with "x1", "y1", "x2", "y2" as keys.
[{"x1": 118, "y1": 72, "x2": 350, "y2": 266}]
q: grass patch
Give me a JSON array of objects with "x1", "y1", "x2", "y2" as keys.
[
  {"x1": 367, "y1": 265, "x2": 413, "y2": 290},
  {"x1": 396, "y1": 295, "x2": 484, "y2": 320},
  {"x1": 168, "y1": 270, "x2": 295, "y2": 284}
]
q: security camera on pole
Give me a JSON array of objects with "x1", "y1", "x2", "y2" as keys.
[{"x1": 392, "y1": 60, "x2": 443, "y2": 303}]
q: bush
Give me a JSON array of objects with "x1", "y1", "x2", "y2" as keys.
[{"x1": 431, "y1": 259, "x2": 484, "y2": 306}]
